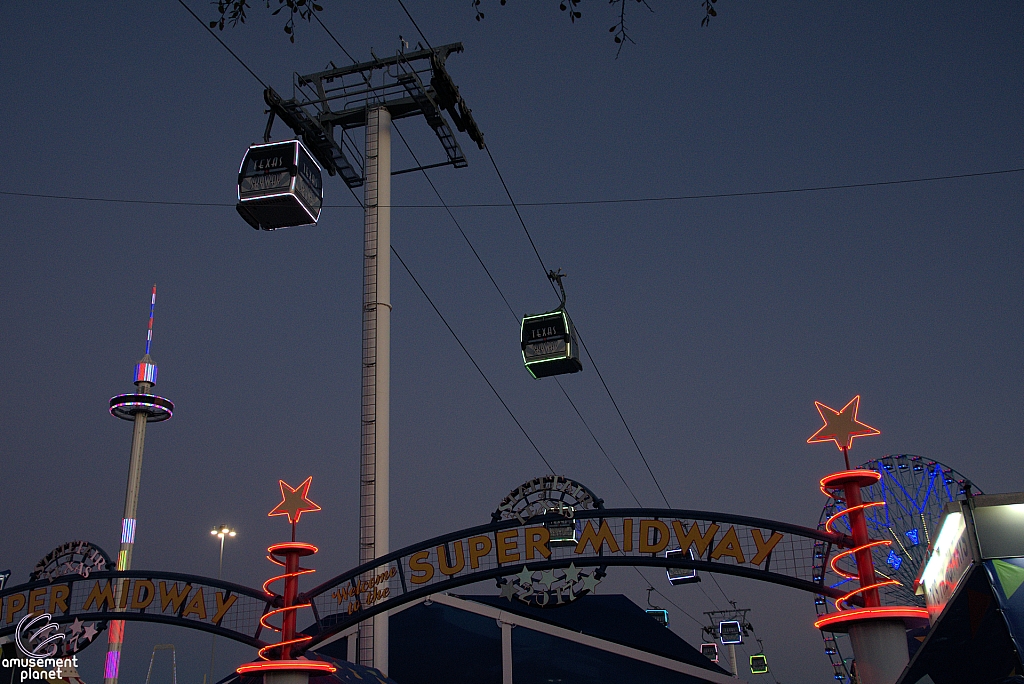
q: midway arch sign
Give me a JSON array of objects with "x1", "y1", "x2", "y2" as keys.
[{"x1": 0, "y1": 509, "x2": 853, "y2": 654}]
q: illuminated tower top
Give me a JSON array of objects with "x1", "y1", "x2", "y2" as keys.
[
  {"x1": 133, "y1": 285, "x2": 159, "y2": 386},
  {"x1": 110, "y1": 285, "x2": 173, "y2": 422}
]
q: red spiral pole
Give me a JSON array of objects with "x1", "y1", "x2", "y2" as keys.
[
  {"x1": 237, "y1": 477, "x2": 335, "y2": 677},
  {"x1": 256, "y1": 542, "x2": 319, "y2": 662},
  {"x1": 814, "y1": 468, "x2": 929, "y2": 631},
  {"x1": 819, "y1": 469, "x2": 898, "y2": 612}
]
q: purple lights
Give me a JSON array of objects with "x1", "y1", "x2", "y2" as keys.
[
  {"x1": 109, "y1": 394, "x2": 174, "y2": 422},
  {"x1": 121, "y1": 518, "x2": 136, "y2": 544},
  {"x1": 104, "y1": 651, "x2": 120, "y2": 678}
]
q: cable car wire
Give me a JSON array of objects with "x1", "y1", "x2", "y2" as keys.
[
  {"x1": 390, "y1": 115, "x2": 648, "y2": 507},
  {"x1": 176, "y1": 0, "x2": 268, "y2": 89},
  {"x1": 633, "y1": 568, "x2": 704, "y2": 629},
  {"x1": 4, "y1": 165, "x2": 1021, "y2": 210},
  {"x1": 391, "y1": 245, "x2": 556, "y2": 475},
  {"x1": 387, "y1": 0, "x2": 733, "y2": 621},
  {"x1": 176, "y1": 1, "x2": 550, "y2": 475},
  {"x1": 483, "y1": 142, "x2": 674, "y2": 508}
]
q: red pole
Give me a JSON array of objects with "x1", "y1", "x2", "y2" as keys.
[
  {"x1": 842, "y1": 481, "x2": 881, "y2": 607},
  {"x1": 281, "y1": 550, "x2": 299, "y2": 659}
]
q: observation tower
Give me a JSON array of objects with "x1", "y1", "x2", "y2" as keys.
[{"x1": 103, "y1": 285, "x2": 174, "y2": 684}]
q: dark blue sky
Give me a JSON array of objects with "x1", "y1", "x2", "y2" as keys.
[{"x1": 1, "y1": 2, "x2": 1021, "y2": 681}]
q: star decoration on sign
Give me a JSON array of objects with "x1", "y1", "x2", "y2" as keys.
[
  {"x1": 807, "y1": 395, "x2": 880, "y2": 451},
  {"x1": 269, "y1": 476, "x2": 322, "y2": 524},
  {"x1": 580, "y1": 572, "x2": 602, "y2": 593},
  {"x1": 81, "y1": 623, "x2": 98, "y2": 642},
  {"x1": 499, "y1": 581, "x2": 517, "y2": 601},
  {"x1": 516, "y1": 566, "x2": 534, "y2": 587},
  {"x1": 538, "y1": 569, "x2": 557, "y2": 590}
]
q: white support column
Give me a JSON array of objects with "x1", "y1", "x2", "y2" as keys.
[
  {"x1": 501, "y1": 621, "x2": 513, "y2": 684},
  {"x1": 727, "y1": 643, "x2": 737, "y2": 678},
  {"x1": 848, "y1": 620, "x2": 911, "y2": 684},
  {"x1": 358, "y1": 105, "x2": 391, "y2": 675}
]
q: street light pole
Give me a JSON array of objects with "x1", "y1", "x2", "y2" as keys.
[{"x1": 208, "y1": 525, "x2": 236, "y2": 684}]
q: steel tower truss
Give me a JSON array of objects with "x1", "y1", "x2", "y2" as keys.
[{"x1": 264, "y1": 42, "x2": 484, "y2": 188}]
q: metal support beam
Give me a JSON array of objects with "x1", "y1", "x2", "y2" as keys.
[{"x1": 358, "y1": 106, "x2": 391, "y2": 675}]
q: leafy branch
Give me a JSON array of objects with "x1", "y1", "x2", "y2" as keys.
[{"x1": 210, "y1": 0, "x2": 323, "y2": 43}]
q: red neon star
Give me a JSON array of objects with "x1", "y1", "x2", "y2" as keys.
[
  {"x1": 807, "y1": 395, "x2": 880, "y2": 451},
  {"x1": 269, "y1": 476, "x2": 321, "y2": 524}
]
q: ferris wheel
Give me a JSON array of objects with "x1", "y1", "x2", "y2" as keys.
[{"x1": 811, "y1": 454, "x2": 979, "y2": 682}]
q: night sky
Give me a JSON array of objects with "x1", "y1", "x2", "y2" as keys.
[{"x1": 1, "y1": 2, "x2": 1022, "y2": 682}]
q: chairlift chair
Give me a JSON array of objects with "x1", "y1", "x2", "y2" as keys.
[{"x1": 236, "y1": 139, "x2": 323, "y2": 230}]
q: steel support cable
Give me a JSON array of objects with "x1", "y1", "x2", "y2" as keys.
[
  {"x1": 484, "y1": 143, "x2": 732, "y2": 613},
  {"x1": 176, "y1": 0, "x2": 268, "y2": 88},
  {"x1": 390, "y1": 117, "x2": 647, "y2": 507},
  {"x1": 4, "y1": 167, "x2": 1022, "y2": 209},
  {"x1": 391, "y1": 245, "x2": 555, "y2": 475},
  {"x1": 391, "y1": 122, "x2": 518, "y2": 320},
  {"x1": 396, "y1": 0, "x2": 434, "y2": 50},
  {"x1": 482, "y1": 144, "x2": 675, "y2": 508},
  {"x1": 632, "y1": 568, "x2": 704, "y2": 629}
]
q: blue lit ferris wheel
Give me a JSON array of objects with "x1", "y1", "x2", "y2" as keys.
[{"x1": 812, "y1": 454, "x2": 979, "y2": 682}]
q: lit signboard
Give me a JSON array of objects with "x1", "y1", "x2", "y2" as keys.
[{"x1": 919, "y1": 510, "x2": 972, "y2": 623}]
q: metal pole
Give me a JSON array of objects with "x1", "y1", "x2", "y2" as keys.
[
  {"x1": 358, "y1": 105, "x2": 391, "y2": 674},
  {"x1": 104, "y1": 390, "x2": 150, "y2": 684},
  {"x1": 208, "y1": 536, "x2": 224, "y2": 684},
  {"x1": 727, "y1": 643, "x2": 737, "y2": 677}
]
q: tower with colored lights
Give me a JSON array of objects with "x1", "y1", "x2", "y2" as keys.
[
  {"x1": 104, "y1": 286, "x2": 174, "y2": 684},
  {"x1": 235, "y1": 477, "x2": 335, "y2": 684},
  {"x1": 808, "y1": 396, "x2": 928, "y2": 684}
]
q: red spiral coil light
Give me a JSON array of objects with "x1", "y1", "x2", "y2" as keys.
[
  {"x1": 257, "y1": 542, "x2": 319, "y2": 661},
  {"x1": 820, "y1": 478, "x2": 900, "y2": 611},
  {"x1": 814, "y1": 470, "x2": 929, "y2": 631}
]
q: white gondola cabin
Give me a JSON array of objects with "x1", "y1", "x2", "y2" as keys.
[
  {"x1": 236, "y1": 139, "x2": 323, "y2": 230},
  {"x1": 719, "y1": 620, "x2": 743, "y2": 644},
  {"x1": 665, "y1": 547, "x2": 701, "y2": 585},
  {"x1": 700, "y1": 643, "x2": 719, "y2": 663}
]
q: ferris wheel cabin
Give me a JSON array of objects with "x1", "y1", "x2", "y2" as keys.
[
  {"x1": 521, "y1": 310, "x2": 582, "y2": 379},
  {"x1": 236, "y1": 139, "x2": 323, "y2": 231}
]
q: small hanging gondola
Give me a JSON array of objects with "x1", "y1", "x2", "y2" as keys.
[
  {"x1": 750, "y1": 653, "x2": 769, "y2": 674},
  {"x1": 521, "y1": 270, "x2": 583, "y2": 379},
  {"x1": 236, "y1": 139, "x2": 323, "y2": 230},
  {"x1": 700, "y1": 643, "x2": 720, "y2": 663},
  {"x1": 665, "y1": 547, "x2": 701, "y2": 585},
  {"x1": 719, "y1": 620, "x2": 743, "y2": 644},
  {"x1": 645, "y1": 589, "x2": 670, "y2": 627}
]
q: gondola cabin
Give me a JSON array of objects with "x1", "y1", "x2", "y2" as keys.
[
  {"x1": 749, "y1": 654, "x2": 769, "y2": 674},
  {"x1": 521, "y1": 309, "x2": 582, "y2": 379},
  {"x1": 236, "y1": 139, "x2": 323, "y2": 230},
  {"x1": 719, "y1": 621, "x2": 743, "y2": 644},
  {"x1": 700, "y1": 643, "x2": 719, "y2": 663},
  {"x1": 544, "y1": 517, "x2": 581, "y2": 547},
  {"x1": 645, "y1": 609, "x2": 669, "y2": 627},
  {"x1": 665, "y1": 547, "x2": 701, "y2": 585}
]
